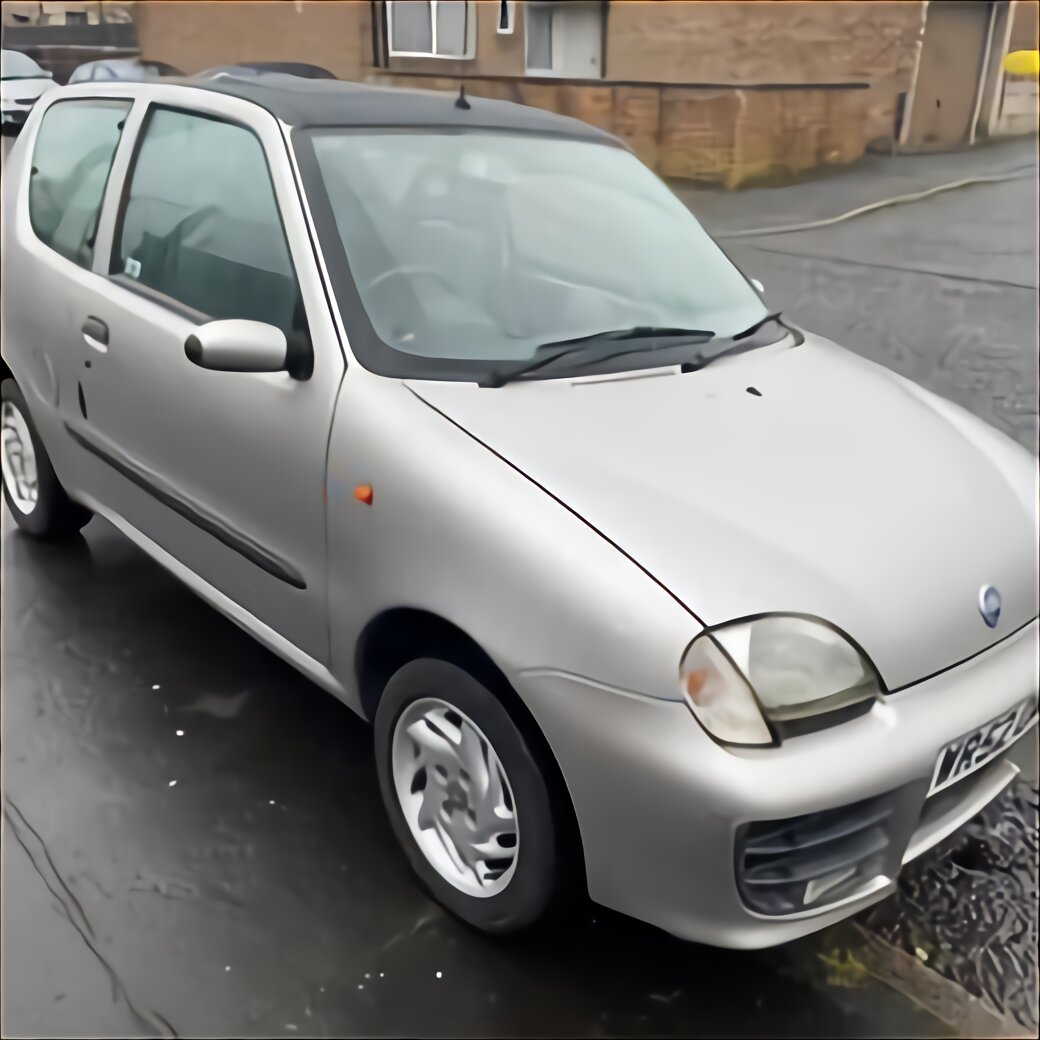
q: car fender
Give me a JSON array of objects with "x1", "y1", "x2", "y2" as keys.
[{"x1": 325, "y1": 367, "x2": 699, "y2": 713}]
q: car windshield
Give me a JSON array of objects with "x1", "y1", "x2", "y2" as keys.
[
  {"x1": 1, "y1": 50, "x2": 47, "y2": 80},
  {"x1": 305, "y1": 129, "x2": 769, "y2": 373}
]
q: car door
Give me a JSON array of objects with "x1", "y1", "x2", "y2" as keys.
[
  {"x1": 5, "y1": 94, "x2": 134, "y2": 472},
  {"x1": 66, "y1": 89, "x2": 345, "y2": 664}
]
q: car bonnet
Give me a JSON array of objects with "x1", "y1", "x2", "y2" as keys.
[{"x1": 408, "y1": 334, "x2": 1039, "y2": 691}]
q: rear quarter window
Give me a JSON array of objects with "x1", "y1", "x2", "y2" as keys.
[{"x1": 28, "y1": 99, "x2": 131, "y2": 268}]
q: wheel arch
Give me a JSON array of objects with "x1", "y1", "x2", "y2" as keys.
[{"x1": 355, "y1": 606, "x2": 588, "y2": 895}]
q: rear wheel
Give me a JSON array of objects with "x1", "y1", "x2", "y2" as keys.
[
  {"x1": 1, "y1": 378, "x2": 91, "y2": 538},
  {"x1": 374, "y1": 658, "x2": 559, "y2": 934}
]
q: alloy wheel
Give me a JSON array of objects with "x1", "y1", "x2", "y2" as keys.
[
  {"x1": 390, "y1": 697, "x2": 519, "y2": 897},
  {"x1": 1, "y1": 400, "x2": 39, "y2": 514}
]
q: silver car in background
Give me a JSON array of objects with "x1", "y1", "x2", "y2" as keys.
[
  {"x1": 67, "y1": 58, "x2": 182, "y2": 84},
  {"x1": 2, "y1": 75, "x2": 1037, "y2": 948},
  {"x1": 1, "y1": 49, "x2": 54, "y2": 132}
]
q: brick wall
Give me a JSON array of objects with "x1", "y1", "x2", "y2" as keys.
[
  {"x1": 1009, "y1": 0, "x2": 1040, "y2": 51},
  {"x1": 604, "y1": 1, "x2": 924, "y2": 85},
  {"x1": 366, "y1": 73, "x2": 880, "y2": 187},
  {"x1": 135, "y1": 0, "x2": 365, "y2": 78},
  {"x1": 136, "y1": 0, "x2": 929, "y2": 187},
  {"x1": 365, "y1": 1, "x2": 926, "y2": 184}
]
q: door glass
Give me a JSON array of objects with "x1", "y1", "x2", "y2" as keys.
[
  {"x1": 435, "y1": 1, "x2": 468, "y2": 57},
  {"x1": 390, "y1": 0, "x2": 433, "y2": 53},
  {"x1": 29, "y1": 99, "x2": 131, "y2": 268},
  {"x1": 115, "y1": 107, "x2": 301, "y2": 335}
]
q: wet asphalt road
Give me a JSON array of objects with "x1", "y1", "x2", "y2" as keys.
[
  {"x1": 2, "y1": 134, "x2": 1037, "y2": 1037},
  {"x1": 1, "y1": 524, "x2": 950, "y2": 1039}
]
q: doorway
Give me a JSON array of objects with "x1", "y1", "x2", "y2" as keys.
[{"x1": 903, "y1": 1, "x2": 993, "y2": 151}]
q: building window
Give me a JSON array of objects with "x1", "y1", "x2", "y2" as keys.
[
  {"x1": 524, "y1": 1, "x2": 602, "y2": 78},
  {"x1": 387, "y1": 0, "x2": 475, "y2": 59}
]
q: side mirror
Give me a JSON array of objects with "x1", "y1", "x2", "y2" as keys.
[{"x1": 185, "y1": 320, "x2": 290, "y2": 374}]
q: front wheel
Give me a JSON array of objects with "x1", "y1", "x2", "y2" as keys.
[
  {"x1": 1, "y1": 378, "x2": 91, "y2": 538},
  {"x1": 374, "y1": 658, "x2": 559, "y2": 934}
]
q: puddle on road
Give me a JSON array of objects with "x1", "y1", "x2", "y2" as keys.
[
  {"x1": 181, "y1": 691, "x2": 253, "y2": 719},
  {"x1": 861, "y1": 780, "x2": 1039, "y2": 1035}
]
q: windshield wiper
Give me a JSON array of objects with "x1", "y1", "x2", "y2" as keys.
[
  {"x1": 731, "y1": 311, "x2": 782, "y2": 341},
  {"x1": 673, "y1": 312, "x2": 786, "y2": 373},
  {"x1": 480, "y1": 326, "x2": 715, "y2": 388},
  {"x1": 519, "y1": 312, "x2": 788, "y2": 383},
  {"x1": 536, "y1": 325, "x2": 716, "y2": 352}
]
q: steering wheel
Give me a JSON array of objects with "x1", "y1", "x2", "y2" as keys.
[
  {"x1": 163, "y1": 204, "x2": 222, "y2": 245},
  {"x1": 363, "y1": 264, "x2": 456, "y2": 294}
]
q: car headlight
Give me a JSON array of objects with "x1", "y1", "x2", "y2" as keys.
[{"x1": 680, "y1": 616, "x2": 882, "y2": 746}]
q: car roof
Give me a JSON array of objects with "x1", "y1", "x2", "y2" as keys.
[
  {"x1": 2, "y1": 48, "x2": 46, "y2": 72},
  {"x1": 172, "y1": 73, "x2": 617, "y2": 142}
]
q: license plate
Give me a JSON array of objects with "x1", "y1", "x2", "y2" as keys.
[{"x1": 929, "y1": 700, "x2": 1037, "y2": 796}]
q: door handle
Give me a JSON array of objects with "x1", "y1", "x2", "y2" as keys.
[{"x1": 81, "y1": 316, "x2": 109, "y2": 353}]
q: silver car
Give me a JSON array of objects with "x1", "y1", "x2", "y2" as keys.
[
  {"x1": 67, "y1": 58, "x2": 182, "y2": 84},
  {"x1": 1, "y1": 49, "x2": 54, "y2": 132},
  {"x1": 2, "y1": 76, "x2": 1037, "y2": 948}
]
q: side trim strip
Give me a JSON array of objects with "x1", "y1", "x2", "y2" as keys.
[
  {"x1": 516, "y1": 667, "x2": 675, "y2": 703},
  {"x1": 73, "y1": 489, "x2": 356, "y2": 712},
  {"x1": 64, "y1": 421, "x2": 307, "y2": 590}
]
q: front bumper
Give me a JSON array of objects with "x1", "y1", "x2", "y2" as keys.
[
  {"x1": 1, "y1": 100, "x2": 36, "y2": 127},
  {"x1": 1, "y1": 112, "x2": 28, "y2": 129},
  {"x1": 516, "y1": 618, "x2": 1039, "y2": 948}
]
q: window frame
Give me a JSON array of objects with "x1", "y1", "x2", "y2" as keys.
[
  {"x1": 496, "y1": 0, "x2": 516, "y2": 35},
  {"x1": 386, "y1": 0, "x2": 476, "y2": 60},
  {"x1": 107, "y1": 101, "x2": 306, "y2": 329},
  {"x1": 27, "y1": 96, "x2": 133, "y2": 271},
  {"x1": 291, "y1": 123, "x2": 674, "y2": 383},
  {"x1": 524, "y1": 0, "x2": 603, "y2": 79}
]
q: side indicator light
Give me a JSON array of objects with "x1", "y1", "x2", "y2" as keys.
[
  {"x1": 685, "y1": 670, "x2": 708, "y2": 702},
  {"x1": 354, "y1": 484, "x2": 374, "y2": 505}
]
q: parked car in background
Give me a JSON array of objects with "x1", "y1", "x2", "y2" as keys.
[
  {"x1": 1, "y1": 76, "x2": 1037, "y2": 949},
  {"x1": 68, "y1": 58, "x2": 182, "y2": 84},
  {"x1": 1, "y1": 50, "x2": 54, "y2": 133},
  {"x1": 196, "y1": 62, "x2": 336, "y2": 80}
]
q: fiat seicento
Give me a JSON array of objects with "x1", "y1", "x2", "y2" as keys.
[{"x1": 2, "y1": 73, "x2": 1037, "y2": 946}]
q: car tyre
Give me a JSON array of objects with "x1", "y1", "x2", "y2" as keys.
[
  {"x1": 374, "y1": 657, "x2": 559, "y2": 934},
  {"x1": 1, "y1": 378, "x2": 91, "y2": 538}
]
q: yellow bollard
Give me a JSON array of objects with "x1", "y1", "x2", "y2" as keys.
[{"x1": 1002, "y1": 50, "x2": 1040, "y2": 78}]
